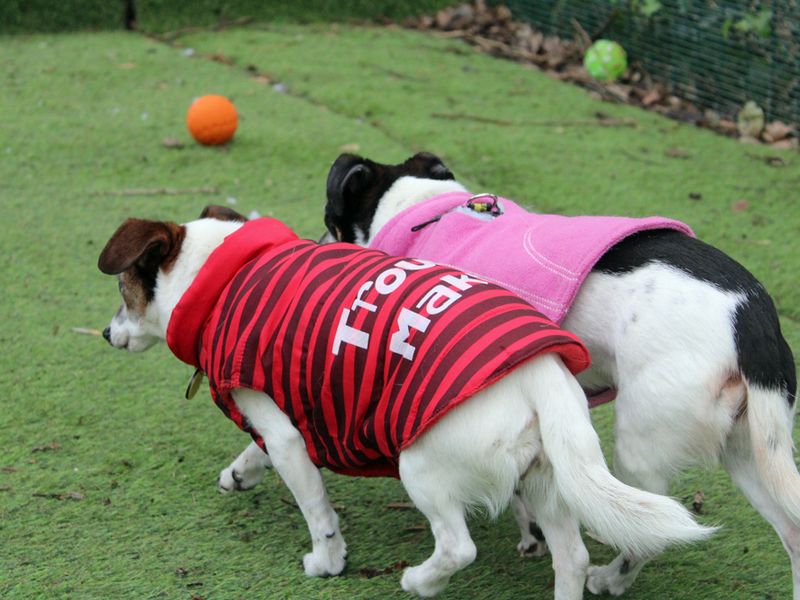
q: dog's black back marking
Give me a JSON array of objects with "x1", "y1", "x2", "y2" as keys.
[{"x1": 596, "y1": 229, "x2": 796, "y2": 405}]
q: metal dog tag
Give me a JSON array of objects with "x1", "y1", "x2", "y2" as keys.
[{"x1": 185, "y1": 368, "x2": 204, "y2": 399}]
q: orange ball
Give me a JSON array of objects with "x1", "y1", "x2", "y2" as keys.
[{"x1": 186, "y1": 94, "x2": 238, "y2": 145}]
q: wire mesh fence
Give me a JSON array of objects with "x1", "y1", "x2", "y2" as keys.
[{"x1": 499, "y1": 0, "x2": 799, "y2": 125}]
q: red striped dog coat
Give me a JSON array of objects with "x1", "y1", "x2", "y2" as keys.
[{"x1": 167, "y1": 218, "x2": 590, "y2": 478}]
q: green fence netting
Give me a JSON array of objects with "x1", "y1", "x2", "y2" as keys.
[{"x1": 499, "y1": 0, "x2": 798, "y2": 125}]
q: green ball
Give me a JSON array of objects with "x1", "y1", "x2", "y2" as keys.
[{"x1": 584, "y1": 39, "x2": 628, "y2": 82}]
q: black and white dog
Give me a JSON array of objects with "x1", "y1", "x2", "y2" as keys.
[
  {"x1": 99, "y1": 207, "x2": 711, "y2": 599},
  {"x1": 304, "y1": 152, "x2": 798, "y2": 596}
]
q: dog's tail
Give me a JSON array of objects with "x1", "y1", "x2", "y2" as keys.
[{"x1": 529, "y1": 356, "x2": 715, "y2": 557}]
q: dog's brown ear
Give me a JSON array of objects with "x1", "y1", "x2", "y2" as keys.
[
  {"x1": 200, "y1": 204, "x2": 247, "y2": 222},
  {"x1": 98, "y1": 219, "x2": 185, "y2": 275}
]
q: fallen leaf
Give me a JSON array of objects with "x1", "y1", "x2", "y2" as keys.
[
  {"x1": 762, "y1": 120, "x2": 794, "y2": 142},
  {"x1": 764, "y1": 155, "x2": 788, "y2": 167},
  {"x1": 339, "y1": 143, "x2": 360, "y2": 153},
  {"x1": 32, "y1": 442, "x2": 60, "y2": 453},
  {"x1": 665, "y1": 146, "x2": 690, "y2": 159},
  {"x1": 251, "y1": 74, "x2": 271, "y2": 85},
  {"x1": 692, "y1": 491, "x2": 705, "y2": 514},
  {"x1": 161, "y1": 138, "x2": 185, "y2": 149},
  {"x1": 206, "y1": 53, "x2": 234, "y2": 65},
  {"x1": 175, "y1": 567, "x2": 189, "y2": 577},
  {"x1": 731, "y1": 200, "x2": 749, "y2": 213},
  {"x1": 359, "y1": 560, "x2": 409, "y2": 578},
  {"x1": 1, "y1": 466, "x2": 17, "y2": 473},
  {"x1": 703, "y1": 109, "x2": 721, "y2": 127},
  {"x1": 770, "y1": 138, "x2": 799, "y2": 151},
  {"x1": 641, "y1": 88, "x2": 662, "y2": 107},
  {"x1": 688, "y1": 192, "x2": 703, "y2": 201},
  {"x1": 716, "y1": 119, "x2": 738, "y2": 135}
]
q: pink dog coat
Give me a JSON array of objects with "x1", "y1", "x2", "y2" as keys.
[{"x1": 370, "y1": 192, "x2": 694, "y2": 324}]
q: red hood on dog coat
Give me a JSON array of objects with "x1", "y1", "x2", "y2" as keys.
[{"x1": 167, "y1": 218, "x2": 590, "y2": 478}]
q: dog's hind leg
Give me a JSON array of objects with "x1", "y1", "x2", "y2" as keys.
[
  {"x1": 511, "y1": 491, "x2": 548, "y2": 557},
  {"x1": 394, "y1": 379, "x2": 529, "y2": 596},
  {"x1": 584, "y1": 377, "x2": 696, "y2": 596},
  {"x1": 722, "y1": 381, "x2": 800, "y2": 600},
  {"x1": 725, "y1": 432, "x2": 800, "y2": 598},
  {"x1": 521, "y1": 472, "x2": 589, "y2": 600},
  {"x1": 232, "y1": 389, "x2": 347, "y2": 578},
  {"x1": 397, "y1": 467, "x2": 477, "y2": 597},
  {"x1": 218, "y1": 441, "x2": 272, "y2": 493}
]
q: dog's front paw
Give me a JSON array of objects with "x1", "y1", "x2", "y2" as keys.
[
  {"x1": 217, "y1": 465, "x2": 263, "y2": 494},
  {"x1": 401, "y1": 566, "x2": 448, "y2": 598},
  {"x1": 302, "y1": 535, "x2": 347, "y2": 578}
]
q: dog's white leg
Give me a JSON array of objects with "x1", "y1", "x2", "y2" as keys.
[
  {"x1": 573, "y1": 363, "x2": 727, "y2": 594},
  {"x1": 724, "y1": 424, "x2": 800, "y2": 600},
  {"x1": 232, "y1": 389, "x2": 347, "y2": 577},
  {"x1": 397, "y1": 474, "x2": 476, "y2": 597},
  {"x1": 522, "y1": 473, "x2": 589, "y2": 600},
  {"x1": 511, "y1": 491, "x2": 548, "y2": 557},
  {"x1": 218, "y1": 441, "x2": 273, "y2": 493},
  {"x1": 583, "y1": 387, "x2": 674, "y2": 596}
]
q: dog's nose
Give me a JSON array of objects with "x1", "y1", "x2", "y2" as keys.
[{"x1": 102, "y1": 327, "x2": 111, "y2": 343}]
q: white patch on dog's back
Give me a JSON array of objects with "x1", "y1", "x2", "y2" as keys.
[
  {"x1": 369, "y1": 177, "x2": 467, "y2": 245},
  {"x1": 564, "y1": 261, "x2": 745, "y2": 469}
]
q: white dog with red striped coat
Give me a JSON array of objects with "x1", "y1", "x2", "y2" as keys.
[{"x1": 99, "y1": 207, "x2": 711, "y2": 599}]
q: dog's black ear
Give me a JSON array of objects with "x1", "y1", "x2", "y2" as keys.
[
  {"x1": 326, "y1": 154, "x2": 375, "y2": 219},
  {"x1": 408, "y1": 152, "x2": 454, "y2": 181},
  {"x1": 98, "y1": 219, "x2": 185, "y2": 275},
  {"x1": 200, "y1": 204, "x2": 247, "y2": 222}
]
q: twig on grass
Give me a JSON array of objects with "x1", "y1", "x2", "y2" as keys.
[
  {"x1": 462, "y1": 33, "x2": 548, "y2": 65},
  {"x1": 430, "y1": 112, "x2": 636, "y2": 128},
  {"x1": 155, "y1": 16, "x2": 254, "y2": 43},
  {"x1": 32, "y1": 491, "x2": 84, "y2": 501},
  {"x1": 92, "y1": 187, "x2": 220, "y2": 198},
  {"x1": 386, "y1": 501, "x2": 416, "y2": 510},
  {"x1": 72, "y1": 327, "x2": 103, "y2": 336}
]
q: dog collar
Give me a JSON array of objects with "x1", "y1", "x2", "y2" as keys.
[{"x1": 166, "y1": 218, "x2": 299, "y2": 368}]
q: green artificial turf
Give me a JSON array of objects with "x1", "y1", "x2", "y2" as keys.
[{"x1": 1, "y1": 23, "x2": 799, "y2": 600}]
